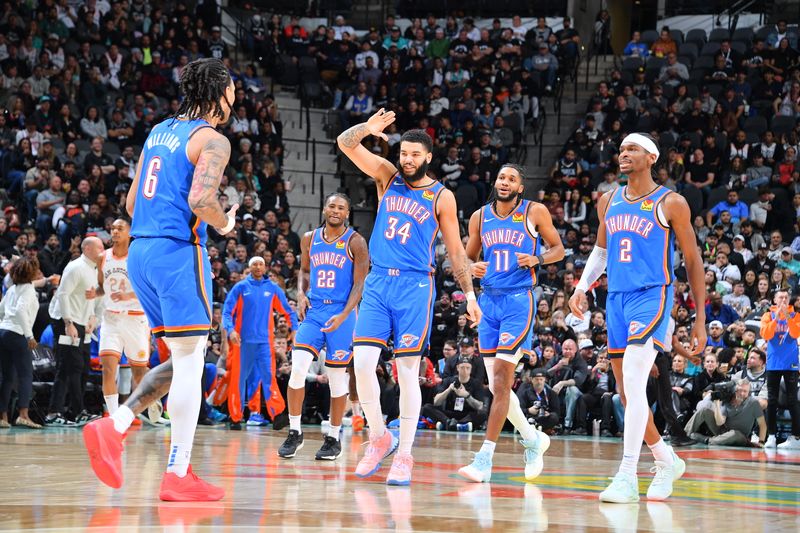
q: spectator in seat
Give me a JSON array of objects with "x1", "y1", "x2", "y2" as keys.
[
  {"x1": 421, "y1": 356, "x2": 487, "y2": 431},
  {"x1": 530, "y1": 42, "x2": 559, "y2": 92},
  {"x1": 685, "y1": 378, "x2": 767, "y2": 446},
  {"x1": 623, "y1": 31, "x2": 649, "y2": 58},
  {"x1": 572, "y1": 350, "x2": 616, "y2": 436},
  {"x1": 545, "y1": 338, "x2": 587, "y2": 431},
  {"x1": 518, "y1": 368, "x2": 561, "y2": 434},
  {"x1": 706, "y1": 292, "x2": 740, "y2": 326},
  {"x1": 693, "y1": 352, "x2": 728, "y2": 405},
  {"x1": 706, "y1": 320, "x2": 726, "y2": 348},
  {"x1": 723, "y1": 281, "x2": 752, "y2": 318},
  {"x1": 684, "y1": 148, "x2": 716, "y2": 197},
  {"x1": 657, "y1": 53, "x2": 689, "y2": 87},
  {"x1": 707, "y1": 189, "x2": 749, "y2": 227},
  {"x1": 650, "y1": 27, "x2": 678, "y2": 58},
  {"x1": 731, "y1": 348, "x2": 768, "y2": 409}
]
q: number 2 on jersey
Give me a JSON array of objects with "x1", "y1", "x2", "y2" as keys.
[
  {"x1": 142, "y1": 156, "x2": 162, "y2": 199},
  {"x1": 619, "y1": 238, "x2": 632, "y2": 262},
  {"x1": 384, "y1": 216, "x2": 411, "y2": 244},
  {"x1": 316, "y1": 270, "x2": 336, "y2": 288}
]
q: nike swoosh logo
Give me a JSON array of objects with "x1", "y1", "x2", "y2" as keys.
[
  {"x1": 418, "y1": 283, "x2": 429, "y2": 288},
  {"x1": 394, "y1": 180, "x2": 404, "y2": 185},
  {"x1": 611, "y1": 200, "x2": 623, "y2": 206},
  {"x1": 313, "y1": 241, "x2": 323, "y2": 245},
  {"x1": 484, "y1": 218, "x2": 495, "y2": 222}
]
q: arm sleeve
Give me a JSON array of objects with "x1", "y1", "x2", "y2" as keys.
[
  {"x1": 760, "y1": 311, "x2": 777, "y2": 341},
  {"x1": 576, "y1": 246, "x2": 607, "y2": 292},
  {"x1": 221, "y1": 284, "x2": 240, "y2": 333}
]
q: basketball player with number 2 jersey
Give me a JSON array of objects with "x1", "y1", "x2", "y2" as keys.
[
  {"x1": 338, "y1": 109, "x2": 481, "y2": 486},
  {"x1": 84, "y1": 58, "x2": 237, "y2": 502},
  {"x1": 459, "y1": 164, "x2": 564, "y2": 483},
  {"x1": 570, "y1": 133, "x2": 706, "y2": 503},
  {"x1": 97, "y1": 218, "x2": 149, "y2": 420}
]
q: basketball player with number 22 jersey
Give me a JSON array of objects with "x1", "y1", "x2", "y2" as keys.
[
  {"x1": 570, "y1": 133, "x2": 706, "y2": 504},
  {"x1": 338, "y1": 109, "x2": 481, "y2": 486},
  {"x1": 84, "y1": 58, "x2": 238, "y2": 502}
]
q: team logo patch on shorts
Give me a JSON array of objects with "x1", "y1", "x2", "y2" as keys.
[
  {"x1": 628, "y1": 321, "x2": 645, "y2": 335},
  {"x1": 399, "y1": 334, "x2": 420, "y2": 348},
  {"x1": 422, "y1": 190, "x2": 435, "y2": 201},
  {"x1": 499, "y1": 332, "x2": 516, "y2": 345},
  {"x1": 640, "y1": 199, "x2": 654, "y2": 211},
  {"x1": 331, "y1": 349, "x2": 349, "y2": 361},
  {"x1": 336, "y1": 240, "x2": 346, "y2": 249},
  {"x1": 512, "y1": 213, "x2": 524, "y2": 223}
]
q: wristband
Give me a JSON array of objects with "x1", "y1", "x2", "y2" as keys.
[
  {"x1": 466, "y1": 291, "x2": 477, "y2": 302},
  {"x1": 536, "y1": 254, "x2": 546, "y2": 266},
  {"x1": 219, "y1": 215, "x2": 236, "y2": 234}
]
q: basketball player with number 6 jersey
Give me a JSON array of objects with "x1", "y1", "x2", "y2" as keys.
[
  {"x1": 279, "y1": 193, "x2": 369, "y2": 461},
  {"x1": 459, "y1": 164, "x2": 564, "y2": 483},
  {"x1": 83, "y1": 58, "x2": 237, "y2": 501},
  {"x1": 570, "y1": 133, "x2": 706, "y2": 503},
  {"x1": 338, "y1": 110, "x2": 481, "y2": 486},
  {"x1": 97, "y1": 219, "x2": 149, "y2": 418}
]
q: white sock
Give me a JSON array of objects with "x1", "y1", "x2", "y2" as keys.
[
  {"x1": 289, "y1": 415, "x2": 302, "y2": 434},
  {"x1": 649, "y1": 438, "x2": 673, "y2": 465},
  {"x1": 164, "y1": 336, "x2": 206, "y2": 477},
  {"x1": 618, "y1": 339, "x2": 658, "y2": 477},
  {"x1": 352, "y1": 401, "x2": 362, "y2": 417},
  {"x1": 395, "y1": 357, "x2": 422, "y2": 455},
  {"x1": 485, "y1": 356, "x2": 538, "y2": 442},
  {"x1": 104, "y1": 394, "x2": 119, "y2": 415},
  {"x1": 329, "y1": 425, "x2": 341, "y2": 441},
  {"x1": 480, "y1": 440, "x2": 497, "y2": 457},
  {"x1": 354, "y1": 346, "x2": 386, "y2": 439},
  {"x1": 111, "y1": 405, "x2": 134, "y2": 434}
]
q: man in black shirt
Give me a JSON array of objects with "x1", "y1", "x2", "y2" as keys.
[
  {"x1": 421, "y1": 356, "x2": 488, "y2": 431},
  {"x1": 517, "y1": 368, "x2": 561, "y2": 433}
]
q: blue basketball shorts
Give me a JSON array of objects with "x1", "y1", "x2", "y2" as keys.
[
  {"x1": 128, "y1": 237, "x2": 212, "y2": 338},
  {"x1": 478, "y1": 288, "x2": 535, "y2": 362},
  {"x1": 293, "y1": 300, "x2": 356, "y2": 367},
  {"x1": 606, "y1": 284, "x2": 674, "y2": 358},
  {"x1": 353, "y1": 267, "x2": 436, "y2": 357}
]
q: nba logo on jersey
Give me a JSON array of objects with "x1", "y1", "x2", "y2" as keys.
[
  {"x1": 422, "y1": 190, "x2": 435, "y2": 201},
  {"x1": 640, "y1": 199, "x2": 654, "y2": 211},
  {"x1": 499, "y1": 332, "x2": 516, "y2": 344},
  {"x1": 629, "y1": 321, "x2": 644, "y2": 334},
  {"x1": 399, "y1": 334, "x2": 420, "y2": 348},
  {"x1": 512, "y1": 213, "x2": 524, "y2": 223}
]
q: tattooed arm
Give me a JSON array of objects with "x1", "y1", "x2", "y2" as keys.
[
  {"x1": 437, "y1": 188, "x2": 482, "y2": 325},
  {"x1": 188, "y1": 130, "x2": 238, "y2": 231},
  {"x1": 123, "y1": 359, "x2": 173, "y2": 415},
  {"x1": 337, "y1": 108, "x2": 398, "y2": 196}
]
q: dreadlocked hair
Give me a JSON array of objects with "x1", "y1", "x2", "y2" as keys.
[
  {"x1": 173, "y1": 58, "x2": 232, "y2": 121},
  {"x1": 317, "y1": 192, "x2": 352, "y2": 228},
  {"x1": 489, "y1": 163, "x2": 526, "y2": 212}
]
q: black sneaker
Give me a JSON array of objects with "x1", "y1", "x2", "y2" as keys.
[
  {"x1": 278, "y1": 430, "x2": 304, "y2": 458},
  {"x1": 670, "y1": 434, "x2": 697, "y2": 447},
  {"x1": 44, "y1": 414, "x2": 76, "y2": 427},
  {"x1": 229, "y1": 421, "x2": 242, "y2": 431},
  {"x1": 572, "y1": 426, "x2": 588, "y2": 436},
  {"x1": 74, "y1": 410, "x2": 101, "y2": 426},
  {"x1": 272, "y1": 412, "x2": 289, "y2": 431},
  {"x1": 315, "y1": 435, "x2": 342, "y2": 460},
  {"x1": 600, "y1": 429, "x2": 614, "y2": 437}
]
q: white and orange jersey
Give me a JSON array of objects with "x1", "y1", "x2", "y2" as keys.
[{"x1": 102, "y1": 248, "x2": 144, "y2": 314}]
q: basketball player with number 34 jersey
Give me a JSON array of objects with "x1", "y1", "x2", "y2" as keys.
[
  {"x1": 338, "y1": 110, "x2": 481, "y2": 486},
  {"x1": 571, "y1": 133, "x2": 706, "y2": 504},
  {"x1": 84, "y1": 58, "x2": 237, "y2": 502},
  {"x1": 459, "y1": 164, "x2": 564, "y2": 484}
]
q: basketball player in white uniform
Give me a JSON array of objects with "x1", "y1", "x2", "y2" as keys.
[{"x1": 98, "y1": 218, "x2": 151, "y2": 416}]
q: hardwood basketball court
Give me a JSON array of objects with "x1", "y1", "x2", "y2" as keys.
[{"x1": 1, "y1": 425, "x2": 799, "y2": 531}]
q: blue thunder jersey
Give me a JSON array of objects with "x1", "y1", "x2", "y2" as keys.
[
  {"x1": 307, "y1": 226, "x2": 356, "y2": 303},
  {"x1": 131, "y1": 118, "x2": 213, "y2": 246},
  {"x1": 480, "y1": 200, "x2": 539, "y2": 291},
  {"x1": 370, "y1": 175, "x2": 445, "y2": 273},
  {"x1": 604, "y1": 186, "x2": 674, "y2": 293}
]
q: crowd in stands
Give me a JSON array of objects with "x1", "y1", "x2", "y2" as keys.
[{"x1": 0, "y1": 2, "x2": 798, "y2": 447}]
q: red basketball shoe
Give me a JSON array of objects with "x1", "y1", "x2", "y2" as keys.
[
  {"x1": 83, "y1": 417, "x2": 125, "y2": 489},
  {"x1": 159, "y1": 466, "x2": 225, "y2": 502}
]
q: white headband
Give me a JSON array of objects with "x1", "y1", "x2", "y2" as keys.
[
  {"x1": 621, "y1": 133, "x2": 660, "y2": 160},
  {"x1": 248, "y1": 256, "x2": 265, "y2": 267}
]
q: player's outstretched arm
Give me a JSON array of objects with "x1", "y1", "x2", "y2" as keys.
[
  {"x1": 337, "y1": 108, "x2": 398, "y2": 193},
  {"x1": 438, "y1": 189, "x2": 481, "y2": 325},
  {"x1": 188, "y1": 130, "x2": 238, "y2": 232},
  {"x1": 664, "y1": 193, "x2": 707, "y2": 354},
  {"x1": 296, "y1": 231, "x2": 313, "y2": 321},
  {"x1": 125, "y1": 156, "x2": 144, "y2": 217},
  {"x1": 322, "y1": 233, "x2": 369, "y2": 333},
  {"x1": 570, "y1": 191, "x2": 613, "y2": 315}
]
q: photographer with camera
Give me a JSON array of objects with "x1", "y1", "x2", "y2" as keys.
[
  {"x1": 684, "y1": 379, "x2": 767, "y2": 446},
  {"x1": 517, "y1": 368, "x2": 561, "y2": 434},
  {"x1": 421, "y1": 356, "x2": 487, "y2": 432},
  {"x1": 759, "y1": 290, "x2": 800, "y2": 449}
]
